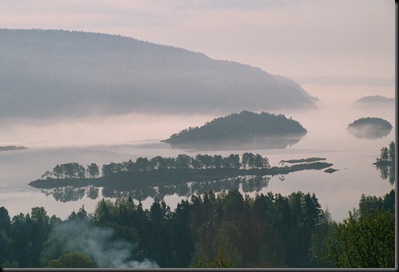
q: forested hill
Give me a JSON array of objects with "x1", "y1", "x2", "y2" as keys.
[
  {"x1": 0, "y1": 29, "x2": 316, "y2": 119},
  {"x1": 162, "y1": 111, "x2": 307, "y2": 149}
]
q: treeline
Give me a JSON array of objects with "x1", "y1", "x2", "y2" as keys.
[
  {"x1": 40, "y1": 153, "x2": 270, "y2": 179},
  {"x1": 0, "y1": 189, "x2": 394, "y2": 268},
  {"x1": 41, "y1": 163, "x2": 99, "y2": 179}
]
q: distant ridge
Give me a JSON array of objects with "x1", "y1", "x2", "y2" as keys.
[
  {"x1": 0, "y1": 29, "x2": 317, "y2": 119},
  {"x1": 352, "y1": 95, "x2": 395, "y2": 108}
]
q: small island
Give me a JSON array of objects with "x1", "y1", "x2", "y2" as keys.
[
  {"x1": 162, "y1": 111, "x2": 307, "y2": 150},
  {"x1": 0, "y1": 145, "x2": 27, "y2": 151},
  {"x1": 347, "y1": 117, "x2": 392, "y2": 139}
]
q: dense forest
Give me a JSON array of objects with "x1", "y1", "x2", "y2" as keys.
[
  {"x1": 0, "y1": 188, "x2": 394, "y2": 268},
  {"x1": 162, "y1": 111, "x2": 307, "y2": 149}
]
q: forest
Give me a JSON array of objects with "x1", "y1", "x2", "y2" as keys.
[{"x1": 0, "y1": 188, "x2": 394, "y2": 268}]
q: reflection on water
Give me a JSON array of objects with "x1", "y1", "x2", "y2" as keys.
[
  {"x1": 347, "y1": 126, "x2": 392, "y2": 139},
  {"x1": 168, "y1": 137, "x2": 303, "y2": 150},
  {"x1": 38, "y1": 175, "x2": 273, "y2": 202},
  {"x1": 374, "y1": 163, "x2": 395, "y2": 185}
]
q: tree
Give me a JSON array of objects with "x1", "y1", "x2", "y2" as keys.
[
  {"x1": 388, "y1": 141, "x2": 395, "y2": 163},
  {"x1": 212, "y1": 155, "x2": 224, "y2": 169},
  {"x1": 176, "y1": 154, "x2": 192, "y2": 169},
  {"x1": 47, "y1": 252, "x2": 96, "y2": 268},
  {"x1": 226, "y1": 154, "x2": 241, "y2": 169},
  {"x1": 150, "y1": 156, "x2": 166, "y2": 170},
  {"x1": 0, "y1": 207, "x2": 12, "y2": 266},
  {"x1": 378, "y1": 147, "x2": 389, "y2": 162},
  {"x1": 53, "y1": 164, "x2": 63, "y2": 179},
  {"x1": 135, "y1": 157, "x2": 150, "y2": 172},
  {"x1": 241, "y1": 153, "x2": 255, "y2": 169},
  {"x1": 325, "y1": 211, "x2": 395, "y2": 268},
  {"x1": 195, "y1": 248, "x2": 235, "y2": 268},
  {"x1": 86, "y1": 163, "x2": 99, "y2": 178}
]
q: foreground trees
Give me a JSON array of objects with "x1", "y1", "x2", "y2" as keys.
[
  {"x1": 324, "y1": 189, "x2": 395, "y2": 268},
  {"x1": 0, "y1": 188, "x2": 395, "y2": 268}
]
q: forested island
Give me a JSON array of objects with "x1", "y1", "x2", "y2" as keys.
[
  {"x1": 162, "y1": 111, "x2": 307, "y2": 150},
  {"x1": 29, "y1": 153, "x2": 332, "y2": 192},
  {"x1": 347, "y1": 117, "x2": 392, "y2": 139},
  {"x1": 0, "y1": 145, "x2": 27, "y2": 151}
]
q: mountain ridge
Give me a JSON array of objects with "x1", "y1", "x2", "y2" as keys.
[{"x1": 0, "y1": 29, "x2": 317, "y2": 120}]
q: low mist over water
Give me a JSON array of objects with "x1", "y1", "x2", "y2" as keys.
[{"x1": 0, "y1": 81, "x2": 395, "y2": 222}]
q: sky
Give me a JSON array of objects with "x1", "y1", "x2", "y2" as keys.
[{"x1": 0, "y1": 0, "x2": 395, "y2": 82}]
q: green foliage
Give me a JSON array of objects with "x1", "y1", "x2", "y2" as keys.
[
  {"x1": 324, "y1": 190, "x2": 395, "y2": 268},
  {"x1": 46, "y1": 252, "x2": 96, "y2": 268},
  {"x1": 195, "y1": 248, "x2": 235, "y2": 268},
  {"x1": 326, "y1": 211, "x2": 395, "y2": 268},
  {"x1": 5, "y1": 188, "x2": 394, "y2": 268}
]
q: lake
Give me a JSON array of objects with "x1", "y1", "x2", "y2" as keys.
[{"x1": 0, "y1": 83, "x2": 395, "y2": 222}]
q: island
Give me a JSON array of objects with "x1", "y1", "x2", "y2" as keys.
[
  {"x1": 161, "y1": 111, "x2": 307, "y2": 150},
  {"x1": 0, "y1": 145, "x2": 27, "y2": 151},
  {"x1": 347, "y1": 117, "x2": 392, "y2": 139},
  {"x1": 29, "y1": 153, "x2": 333, "y2": 195}
]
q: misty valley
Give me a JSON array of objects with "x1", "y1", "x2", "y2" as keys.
[{"x1": 0, "y1": 29, "x2": 395, "y2": 269}]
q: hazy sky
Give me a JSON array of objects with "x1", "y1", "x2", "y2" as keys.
[{"x1": 0, "y1": 0, "x2": 395, "y2": 81}]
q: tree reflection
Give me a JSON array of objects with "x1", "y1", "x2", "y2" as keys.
[
  {"x1": 42, "y1": 186, "x2": 86, "y2": 202},
  {"x1": 375, "y1": 163, "x2": 395, "y2": 185},
  {"x1": 373, "y1": 141, "x2": 395, "y2": 185},
  {"x1": 38, "y1": 175, "x2": 272, "y2": 203}
]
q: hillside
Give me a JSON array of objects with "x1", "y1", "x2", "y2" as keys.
[
  {"x1": 162, "y1": 111, "x2": 307, "y2": 150},
  {"x1": 0, "y1": 29, "x2": 317, "y2": 120}
]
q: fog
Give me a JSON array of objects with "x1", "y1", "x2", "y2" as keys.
[
  {"x1": 42, "y1": 219, "x2": 158, "y2": 268},
  {"x1": 0, "y1": 113, "x2": 214, "y2": 148},
  {"x1": 1, "y1": 82, "x2": 394, "y2": 151}
]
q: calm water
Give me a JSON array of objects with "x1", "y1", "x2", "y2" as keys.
[{"x1": 0, "y1": 84, "x2": 395, "y2": 222}]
